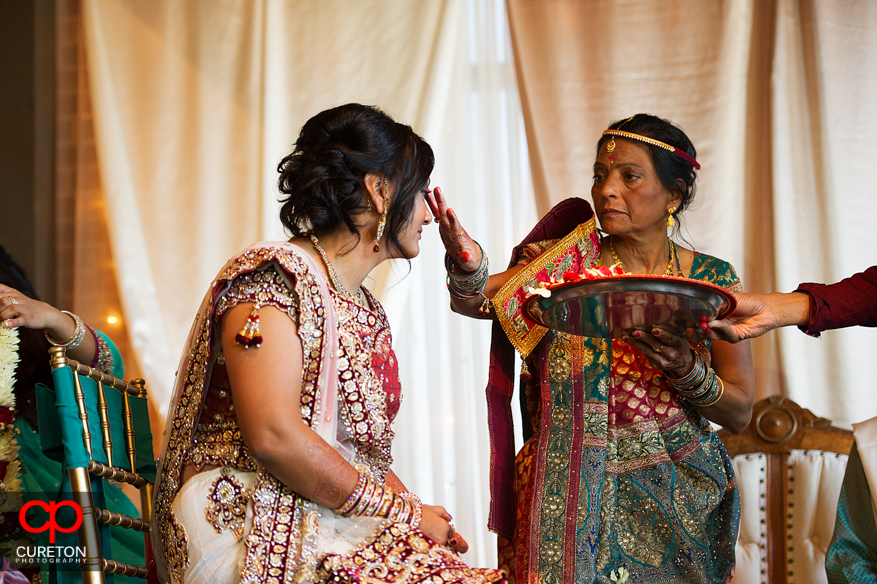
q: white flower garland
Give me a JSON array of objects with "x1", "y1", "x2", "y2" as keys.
[
  {"x1": 0, "y1": 326, "x2": 22, "y2": 499},
  {"x1": 0, "y1": 326, "x2": 18, "y2": 409}
]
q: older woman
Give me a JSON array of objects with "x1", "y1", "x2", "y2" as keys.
[
  {"x1": 152, "y1": 104, "x2": 505, "y2": 584},
  {"x1": 435, "y1": 114, "x2": 753, "y2": 583}
]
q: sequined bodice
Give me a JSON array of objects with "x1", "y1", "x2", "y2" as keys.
[
  {"x1": 185, "y1": 263, "x2": 401, "y2": 481},
  {"x1": 331, "y1": 289, "x2": 399, "y2": 480}
]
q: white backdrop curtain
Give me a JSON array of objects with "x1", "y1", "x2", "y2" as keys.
[
  {"x1": 81, "y1": 0, "x2": 534, "y2": 566},
  {"x1": 506, "y1": 0, "x2": 877, "y2": 429},
  {"x1": 75, "y1": 0, "x2": 877, "y2": 570}
]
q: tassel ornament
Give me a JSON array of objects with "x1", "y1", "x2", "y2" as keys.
[{"x1": 235, "y1": 304, "x2": 263, "y2": 348}]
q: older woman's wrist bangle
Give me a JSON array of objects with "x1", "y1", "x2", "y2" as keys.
[
  {"x1": 696, "y1": 377, "x2": 724, "y2": 407},
  {"x1": 666, "y1": 354, "x2": 707, "y2": 391},
  {"x1": 45, "y1": 310, "x2": 87, "y2": 350},
  {"x1": 671, "y1": 364, "x2": 724, "y2": 407},
  {"x1": 446, "y1": 241, "x2": 489, "y2": 298}
]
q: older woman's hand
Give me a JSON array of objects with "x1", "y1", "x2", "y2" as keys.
[
  {"x1": 623, "y1": 327, "x2": 696, "y2": 379},
  {"x1": 430, "y1": 187, "x2": 482, "y2": 273}
]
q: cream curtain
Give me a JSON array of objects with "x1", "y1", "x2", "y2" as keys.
[
  {"x1": 80, "y1": 0, "x2": 533, "y2": 566},
  {"x1": 507, "y1": 0, "x2": 877, "y2": 428},
  {"x1": 81, "y1": 0, "x2": 458, "y2": 416}
]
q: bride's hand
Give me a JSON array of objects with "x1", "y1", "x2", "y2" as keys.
[
  {"x1": 419, "y1": 504, "x2": 453, "y2": 546},
  {"x1": 418, "y1": 504, "x2": 470, "y2": 553},
  {"x1": 430, "y1": 187, "x2": 482, "y2": 273}
]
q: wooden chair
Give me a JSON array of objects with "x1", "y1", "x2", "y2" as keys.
[
  {"x1": 718, "y1": 396, "x2": 853, "y2": 584},
  {"x1": 38, "y1": 345, "x2": 157, "y2": 583}
]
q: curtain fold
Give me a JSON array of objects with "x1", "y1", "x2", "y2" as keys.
[
  {"x1": 81, "y1": 0, "x2": 458, "y2": 415},
  {"x1": 507, "y1": 0, "x2": 877, "y2": 427}
]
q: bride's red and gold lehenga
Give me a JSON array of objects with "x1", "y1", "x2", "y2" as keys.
[{"x1": 152, "y1": 242, "x2": 505, "y2": 584}]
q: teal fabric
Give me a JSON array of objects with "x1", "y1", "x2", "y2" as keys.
[
  {"x1": 40, "y1": 371, "x2": 155, "y2": 478},
  {"x1": 825, "y1": 443, "x2": 877, "y2": 583},
  {"x1": 16, "y1": 417, "x2": 144, "y2": 584},
  {"x1": 27, "y1": 332, "x2": 152, "y2": 583},
  {"x1": 128, "y1": 396, "x2": 156, "y2": 483}
]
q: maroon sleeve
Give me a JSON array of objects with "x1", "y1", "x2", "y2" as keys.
[{"x1": 794, "y1": 266, "x2": 877, "y2": 336}]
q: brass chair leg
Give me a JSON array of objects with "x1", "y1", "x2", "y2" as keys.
[{"x1": 69, "y1": 466, "x2": 105, "y2": 584}]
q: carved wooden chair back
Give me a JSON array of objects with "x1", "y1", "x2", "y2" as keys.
[{"x1": 718, "y1": 396, "x2": 853, "y2": 584}]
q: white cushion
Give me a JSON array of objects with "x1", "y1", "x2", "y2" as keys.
[
  {"x1": 729, "y1": 450, "x2": 848, "y2": 584},
  {"x1": 786, "y1": 450, "x2": 847, "y2": 584},
  {"x1": 730, "y1": 454, "x2": 768, "y2": 584}
]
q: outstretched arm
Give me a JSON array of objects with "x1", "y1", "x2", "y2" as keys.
[
  {"x1": 703, "y1": 292, "x2": 810, "y2": 343},
  {"x1": 0, "y1": 284, "x2": 98, "y2": 365}
]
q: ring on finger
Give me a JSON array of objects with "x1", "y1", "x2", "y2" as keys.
[
  {"x1": 434, "y1": 217, "x2": 441, "y2": 223},
  {"x1": 652, "y1": 345, "x2": 662, "y2": 354},
  {"x1": 454, "y1": 232, "x2": 465, "y2": 239}
]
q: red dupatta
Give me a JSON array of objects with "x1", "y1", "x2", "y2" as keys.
[{"x1": 485, "y1": 198, "x2": 600, "y2": 539}]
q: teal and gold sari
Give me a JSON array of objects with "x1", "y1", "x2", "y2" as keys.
[{"x1": 487, "y1": 198, "x2": 742, "y2": 584}]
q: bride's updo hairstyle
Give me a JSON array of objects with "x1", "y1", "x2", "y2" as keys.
[{"x1": 277, "y1": 103, "x2": 434, "y2": 258}]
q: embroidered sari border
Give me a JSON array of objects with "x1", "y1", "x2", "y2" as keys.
[
  {"x1": 493, "y1": 218, "x2": 598, "y2": 359},
  {"x1": 609, "y1": 417, "x2": 661, "y2": 439},
  {"x1": 668, "y1": 439, "x2": 702, "y2": 463},
  {"x1": 606, "y1": 451, "x2": 671, "y2": 474}
]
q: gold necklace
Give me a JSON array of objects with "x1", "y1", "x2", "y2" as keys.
[
  {"x1": 609, "y1": 236, "x2": 676, "y2": 276},
  {"x1": 309, "y1": 234, "x2": 366, "y2": 306}
]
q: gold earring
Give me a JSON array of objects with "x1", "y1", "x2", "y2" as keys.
[
  {"x1": 667, "y1": 207, "x2": 677, "y2": 228},
  {"x1": 374, "y1": 177, "x2": 389, "y2": 253}
]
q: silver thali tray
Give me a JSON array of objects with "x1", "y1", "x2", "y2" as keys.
[{"x1": 522, "y1": 275, "x2": 736, "y2": 339}]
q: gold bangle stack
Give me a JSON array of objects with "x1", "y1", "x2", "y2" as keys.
[
  {"x1": 44, "y1": 310, "x2": 88, "y2": 350},
  {"x1": 666, "y1": 353, "x2": 725, "y2": 407},
  {"x1": 334, "y1": 473, "x2": 421, "y2": 528}
]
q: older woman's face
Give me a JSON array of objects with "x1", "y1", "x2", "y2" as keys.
[{"x1": 591, "y1": 139, "x2": 681, "y2": 240}]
